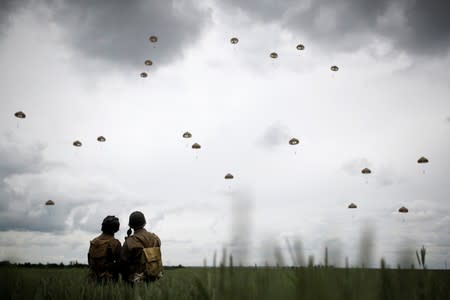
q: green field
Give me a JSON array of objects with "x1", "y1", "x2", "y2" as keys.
[{"x1": 1, "y1": 266, "x2": 449, "y2": 300}]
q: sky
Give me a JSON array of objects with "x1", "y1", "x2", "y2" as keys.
[{"x1": 0, "y1": 0, "x2": 449, "y2": 268}]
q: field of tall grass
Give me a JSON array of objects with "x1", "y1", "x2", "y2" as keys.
[{"x1": 1, "y1": 264, "x2": 449, "y2": 300}]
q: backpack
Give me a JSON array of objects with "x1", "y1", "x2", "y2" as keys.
[
  {"x1": 88, "y1": 239, "x2": 114, "y2": 279},
  {"x1": 141, "y1": 246, "x2": 163, "y2": 278},
  {"x1": 133, "y1": 234, "x2": 163, "y2": 279}
]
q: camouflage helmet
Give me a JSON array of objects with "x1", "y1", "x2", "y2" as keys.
[
  {"x1": 129, "y1": 211, "x2": 146, "y2": 229},
  {"x1": 101, "y1": 216, "x2": 120, "y2": 234}
]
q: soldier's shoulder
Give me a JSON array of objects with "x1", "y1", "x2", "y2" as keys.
[
  {"x1": 111, "y1": 238, "x2": 122, "y2": 247},
  {"x1": 150, "y1": 232, "x2": 161, "y2": 245}
]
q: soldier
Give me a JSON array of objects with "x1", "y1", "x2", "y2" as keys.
[
  {"x1": 121, "y1": 211, "x2": 163, "y2": 284},
  {"x1": 87, "y1": 216, "x2": 121, "y2": 282}
]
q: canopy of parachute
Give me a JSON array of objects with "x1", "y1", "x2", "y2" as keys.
[
  {"x1": 348, "y1": 203, "x2": 357, "y2": 209},
  {"x1": 296, "y1": 44, "x2": 305, "y2": 50},
  {"x1": 230, "y1": 37, "x2": 239, "y2": 44},
  {"x1": 45, "y1": 200, "x2": 55, "y2": 206},
  {"x1": 140, "y1": 72, "x2": 148, "y2": 78},
  {"x1": 14, "y1": 111, "x2": 26, "y2": 119},
  {"x1": 149, "y1": 35, "x2": 158, "y2": 43},
  {"x1": 289, "y1": 138, "x2": 299, "y2": 145},
  {"x1": 183, "y1": 132, "x2": 192, "y2": 138},
  {"x1": 270, "y1": 52, "x2": 278, "y2": 59},
  {"x1": 97, "y1": 136, "x2": 106, "y2": 142},
  {"x1": 192, "y1": 143, "x2": 201, "y2": 149},
  {"x1": 361, "y1": 168, "x2": 371, "y2": 174},
  {"x1": 73, "y1": 140, "x2": 82, "y2": 147},
  {"x1": 418, "y1": 156, "x2": 429, "y2": 164},
  {"x1": 331, "y1": 66, "x2": 339, "y2": 72},
  {"x1": 224, "y1": 173, "x2": 234, "y2": 179},
  {"x1": 398, "y1": 206, "x2": 408, "y2": 213},
  {"x1": 144, "y1": 59, "x2": 153, "y2": 66}
]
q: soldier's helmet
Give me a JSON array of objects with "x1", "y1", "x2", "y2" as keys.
[
  {"x1": 101, "y1": 216, "x2": 120, "y2": 234},
  {"x1": 129, "y1": 211, "x2": 146, "y2": 229}
]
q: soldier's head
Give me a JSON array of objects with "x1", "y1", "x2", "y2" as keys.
[
  {"x1": 129, "y1": 211, "x2": 146, "y2": 230},
  {"x1": 101, "y1": 215, "x2": 120, "y2": 235}
]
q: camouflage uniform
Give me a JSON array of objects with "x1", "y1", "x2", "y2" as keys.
[
  {"x1": 121, "y1": 228, "x2": 162, "y2": 283},
  {"x1": 88, "y1": 233, "x2": 122, "y2": 282}
]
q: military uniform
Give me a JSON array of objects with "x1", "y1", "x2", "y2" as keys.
[
  {"x1": 88, "y1": 233, "x2": 122, "y2": 282},
  {"x1": 121, "y1": 228, "x2": 162, "y2": 283}
]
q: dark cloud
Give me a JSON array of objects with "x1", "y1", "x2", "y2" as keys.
[
  {"x1": 1, "y1": 0, "x2": 211, "y2": 69},
  {"x1": 221, "y1": 0, "x2": 450, "y2": 56},
  {"x1": 0, "y1": 0, "x2": 24, "y2": 29}
]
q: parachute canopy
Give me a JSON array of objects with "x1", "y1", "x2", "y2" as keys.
[
  {"x1": 73, "y1": 140, "x2": 82, "y2": 147},
  {"x1": 361, "y1": 168, "x2": 371, "y2": 174},
  {"x1": 149, "y1": 35, "x2": 158, "y2": 43},
  {"x1": 270, "y1": 52, "x2": 278, "y2": 59},
  {"x1": 398, "y1": 206, "x2": 408, "y2": 213},
  {"x1": 230, "y1": 37, "x2": 239, "y2": 44},
  {"x1": 45, "y1": 200, "x2": 55, "y2": 206},
  {"x1": 224, "y1": 173, "x2": 234, "y2": 179},
  {"x1": 296, "y1": 44, "x2": 305, "y2": 50},
  {"x1": 331, "y1": 66, "x2": 339, "y2": 72},
  {"x1": 417, "y1": 156, "x2": 429, "y2": 164},
  {"x1": 348, "y1": 203, "x2": 357, "y2": 209},
  {"x1": 192, "y1": 143, "x2": 201, "y2": 149},
  {"x1": 289, "y1": 138, "x2": 299, "y2": 145},
  {"x1": 183, "y1": 132, "x2": 192, "y2": 138},
  {"x1": 140, "y1": 72, "x2": 148, "y2": 78},
  {"x1": 97, "y1": 136, "x2": 106, "y2": 142},
  {"x1": 145, "y1": 60, "x2": 153, "y2": 66},
  {"x1": 14, "y1": 111, "x2": 26, "y2": 119}
]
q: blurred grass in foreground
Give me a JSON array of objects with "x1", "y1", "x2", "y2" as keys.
[{"x1": 1, "y1": 264, "x2": 449, "y2": 300}]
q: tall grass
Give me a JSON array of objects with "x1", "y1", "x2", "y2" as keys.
[{"x1": 1, "y1": 264, "x2": 449, "y2": 300}]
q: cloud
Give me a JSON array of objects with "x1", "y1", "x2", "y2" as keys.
[
  {"x1": 257, "y1": 122, "x2": 290, "y2": 149},
  {"x1": 220, "y1": 0, "x2": 450, "y2": 56},
  {"x1": 341, "y1": 157, "x2": 371, "y2": 176},
  {"x1": 0, "y1": 133, "x2": 128, "y2": 234},
  {"x1": 0, "y1": 0, "x2": 212, "y2": 69}
]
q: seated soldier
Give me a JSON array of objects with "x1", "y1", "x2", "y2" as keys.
[
  {"x1": 121, "y1": 211, "x2": 163, "y2": 284},
  {"x1": 87, "y1": 216, "x2": 121, "y2": 282}
]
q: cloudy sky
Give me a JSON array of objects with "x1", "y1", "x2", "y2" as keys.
[{"x1": 0, "y1": 0, "x2": 449, "y2": 268}]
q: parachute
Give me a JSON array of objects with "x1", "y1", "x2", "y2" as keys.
[
  {"x1": 289, "y1": 138, "x2": 299, "y2": 145},
  {"x1": 149, "y1": 35, "x2": 158, "y2": 43},
  {"x1": 361, "y1": 168, "x2": 371, "y2": 174},
  {"x1": 224, "y1": 173, "x2": 234, "y2": 179},
  {"x1": 417, "y1": 156, "x2": 429, "y2": 174},
  {"x1": 14, "y1": 111, "x2": 26, "y2": 119},
  {"x1": 417, "y1": 156, "x2": 429, "y2": 164},
  {"x1": 398, "y1": 206, "x2": 408, "y2": 213},
  {"x1": 97, "y1": 136, "x2": 106, "y2": 142},
  {"x1": 45, "y1": 200, "x2": 55, "y2": 206},
  {"x1": 145, "y1": 60, "x2": 153, "y2": 66},
  {"x1": 331, "y1": 66, "x2": 339, "y2": 72},
  {"x1": 348, "y1": 203, "x2": 357, "y2": 209},
  {"x1": 192, "y1": 143, "x2": 201, "y2": 149},
  {"x1": 270, "y1": 52, "x2": 278, "y2": 59},
  {"x1": 140, "y1": 72, "x2": 148, "y2": 78},
  {"x1": 183, "y1": 132, "x2": 192, "y2": 138},
  {"x1": 73, "y1": 140, "x2": 82, "y2": 147},
  {"x1": 230, "y1": 37, "x2": 239, "y2": 44},
  {"x1": 296, "y1": 44, "x2": 305, "y2": 50}
]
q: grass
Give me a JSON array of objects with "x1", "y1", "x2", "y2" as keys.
[{"x1": 1, "y1": 265, "x2": 449, "y2": 300}]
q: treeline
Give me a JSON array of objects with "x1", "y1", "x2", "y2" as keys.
[
  {"x1": 0, "y1": 260, "x2": 185, "y2": 270},
  {"x1": 0, "y1": 260, "x2": 87, "y2": 268}
]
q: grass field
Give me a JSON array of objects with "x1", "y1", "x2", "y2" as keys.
[{"x1": 1, "y1": 265, "x2": 449, "y2": 300}]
